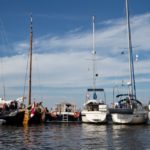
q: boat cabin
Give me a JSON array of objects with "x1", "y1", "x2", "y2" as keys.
[
  {"x1": 86, "y1": 88, "x2": 106, "y2": 103},
  {"x1": 54, "y1": 102, "x2": 76, "y2": 113}
]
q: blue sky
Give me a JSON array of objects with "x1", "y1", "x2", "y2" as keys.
[{"x1": 0, "y1": 0, "x2": 150, "y2": 108}]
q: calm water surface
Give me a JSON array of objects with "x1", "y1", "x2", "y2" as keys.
[{"x1": 0, "y1": 123, "x2": 150, "y2": 150}]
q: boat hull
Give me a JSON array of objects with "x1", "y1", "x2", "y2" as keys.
[
  {"x1": 0, "y1": 110, "x2": 25, "y2": 125},
  {"x1": 148, "y1": 104, "x2": 150, "y2": 122},
  {"x1": 147, "y1": 111, "x2": 150, "y2": 124},
  {"x1": 28, "y1": 112, "x2": 43, "y2": 124},
  {"x1": 81, "y1": 111, "x2": 108, "y2": 123},
  {"x1": 46, "y1": 112, "x2": 81, "y2": 123},
  {"x1": 111, "y1": 111, "x2": 147, "y2": 124},
  {"x1": 148, "y1": 112, "x2": 150, "y2": 120}
]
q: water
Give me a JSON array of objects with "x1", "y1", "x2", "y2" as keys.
[{"x1": 0, "y1": 123, "x2": 150, "y2": 150}]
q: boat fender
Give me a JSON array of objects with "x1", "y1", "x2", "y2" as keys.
[
  {"x1": 51, "y1": 111, "x2": 57, "y2": 117},
  {"x1": 41, "y1": 109, "x2": 46, "y2": 122},
  {"x1": 74, "y1": 112, "x2": 80, "y2": 118}
]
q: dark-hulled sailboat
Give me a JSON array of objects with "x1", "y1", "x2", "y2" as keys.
[
  {"x1": 23, "y1": 15, "x2": 45, "y2": 125},
  {"x1": 0, "y1": 97, "x2": 25, "y2": 125}
]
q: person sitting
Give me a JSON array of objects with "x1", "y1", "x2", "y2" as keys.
[
  {"x1": 93, "y1": 92, "x2": 97, "y2": 100},
  {"x1": 45, "y1": 107, "x2": 49, "y2": 113},
  {"x1": 9, "y1": 101, "x2": 15, "y2": 110}
]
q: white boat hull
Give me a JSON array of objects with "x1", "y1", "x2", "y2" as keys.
[
  {"x1": 81, "y1": 111, "x2": 107, "y2": 123},
  {"x1": 148, "y1": 112, "x2": 150, "y2": 119},
  {"x1": 147, "y1": 111, "x2": 150, "y2": 124},
  {"x1": 112, "y1": 111, "x2": 147, "y2": 124},
  {"x1": 148, "y1": 105, "x2": 150, "y2": 120}
]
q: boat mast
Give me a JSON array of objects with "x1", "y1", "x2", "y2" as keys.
[
  {"x1": 125, "y1": 0, "x2": 136, "y2": 99},
  {"x1": 92, "y1": 16, "x2": 96, "y2": 90},
  {"x1": 28, "y1": 15, "x2": 33, "y2": 105}
]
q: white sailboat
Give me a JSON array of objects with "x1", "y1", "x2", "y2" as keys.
[
  {"x1": 81, "y1": 16, "x2": 108, "y2": 124},
  {"x1": 111, "y1": 0, "x2": 147, "y2": 124}
]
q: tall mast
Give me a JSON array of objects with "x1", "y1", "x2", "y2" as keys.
[
  {"x1": 92, "y1": 16, "x2": 96, "y2": 89},
  {"x1": 28, "y1": 15, "x2": 33, "y2": 105},
  {"x1": 125, "y1": 0, "x2": 136, "y2": 99}
]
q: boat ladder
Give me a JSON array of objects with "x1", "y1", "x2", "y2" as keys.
[{"x1": 62, "y1": 114, "x2": 68, "y2": 122}]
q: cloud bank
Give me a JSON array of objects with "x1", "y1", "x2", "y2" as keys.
[{"x1": 0, "y1": 13, "x2": 150, "y2": 104}]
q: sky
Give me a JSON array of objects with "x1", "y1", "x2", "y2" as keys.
[{"x1": 0, "y1": 0, "x2": 150, "y2": 108}]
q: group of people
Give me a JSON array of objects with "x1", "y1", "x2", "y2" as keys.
[
  {"x1": 115, "y1": 98, "x2": 131, "y2": 109},
  {"x1": 0, "y1": 100, "x2": 19, "y2": 112}
]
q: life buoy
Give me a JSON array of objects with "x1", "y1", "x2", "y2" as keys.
[{"x1": 74, "y1": 112, "x2": 80, "y2": 118}]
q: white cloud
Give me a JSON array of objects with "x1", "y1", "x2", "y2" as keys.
[
  {"x1": 12, "y1": 13, "x2": 150, "y2": 57},
  {"x1": 0, "y1": 12, "x2": 150, "y2": 104}
]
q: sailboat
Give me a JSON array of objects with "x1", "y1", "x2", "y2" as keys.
[
  {"x1": 110, "y1": 0, "x2": 147, "y2": 124},
  {"x1": 0, "y1": 21, "x2": 25, "y2": 125},
  {"x1": 81, "y1": 16, "x2": 108, "y2": 124},
  {"x1": 23, "y1": 15, "x2": 46, "y2": 125}
]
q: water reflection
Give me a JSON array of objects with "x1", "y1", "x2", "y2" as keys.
[
  {"x1": 23, "y1": 125, "x2": 32, "y2": 148},
  {"x1": 79, "y1": 124, "x2": 150, "y2": 150},
  {"x1": 22, "y1": 124, "x2": 53, "y2": 149},
  {"x1": 111, "y1": 125, "x2": 150, "y2": 150},
  {"x1": 0, "y1": 124, "x2": 150, "y2": 150},
  {"x1": 81, "y1": 124, "x2": 111, "y2": 150}
]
